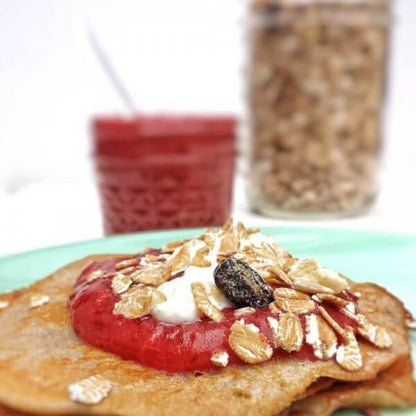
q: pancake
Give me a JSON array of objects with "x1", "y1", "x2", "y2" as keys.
[
  {"x1": 285, "y1": 355, "x2": 416, "y2": 415},
  {"x1": 0, "y1": 359, "x2": 412, "y2": 416},
  {"x1": 0, "y1": 256, "x2": 411, "y2": 416}
]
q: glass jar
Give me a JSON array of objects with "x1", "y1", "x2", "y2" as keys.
[
  {"x1": 247, "y1": 0, "x2": 392, "y2": 218},
  {"x1": 92, "y1": 116, "x2": 236, "y2": 234}
]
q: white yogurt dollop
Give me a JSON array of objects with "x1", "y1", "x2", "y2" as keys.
[
  {"x1": 151, "y1": 230, "x2": 279, "y2": 324},
  {"x1": 151, "y1": 267, "x2": 231, "y2": 324},
  {"x1": 151, "y1": 234, "x2": 231, "y2": 324}
]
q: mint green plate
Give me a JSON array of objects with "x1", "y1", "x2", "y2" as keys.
[{"x1": 0, "y1": 227, "x2": 415, "y2": 415}]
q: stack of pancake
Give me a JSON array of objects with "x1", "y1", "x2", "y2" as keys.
[{"x1": 0, "y1": 256, "x2": 414, "y2": 416}]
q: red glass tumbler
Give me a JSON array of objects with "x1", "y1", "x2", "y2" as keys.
[{"x1": 92, "y1": 116, "x2": 237, "y2": 235}]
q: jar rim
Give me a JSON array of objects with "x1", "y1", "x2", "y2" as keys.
[
  {"x1": 249, "y1": 0, "x2": 392, "y2": 27},
  {"x1": 92, "y1": 114, "x2": 237, "y2": 140},
  {"x1": 251, "y1": 0, "x2": 390, "y2": 5}
]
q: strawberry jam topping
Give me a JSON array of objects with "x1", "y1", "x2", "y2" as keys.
[{"x1": 69, "y1": 252, "x2": 359, "y2": 373}]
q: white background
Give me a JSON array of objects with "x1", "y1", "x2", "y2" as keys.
[{"x1": 1, "y1": 0, "x2": 416, "y2": 255}]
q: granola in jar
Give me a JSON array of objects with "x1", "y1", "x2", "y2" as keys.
[{"x1": 247, "y1": 0, "x2": 392, "y2": 217}]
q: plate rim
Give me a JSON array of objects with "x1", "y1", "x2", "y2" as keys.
[{"x1": 2, "y1": 225, "x2": 416, "y2": 265}]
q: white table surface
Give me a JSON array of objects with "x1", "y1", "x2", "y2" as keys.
[{"x1": 1, "y1": 168, "x2": 415, "y2": 257}]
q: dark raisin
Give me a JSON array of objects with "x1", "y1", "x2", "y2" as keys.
[{"x1": 214, "y1": 257, "x2": 274, "y2": 308}]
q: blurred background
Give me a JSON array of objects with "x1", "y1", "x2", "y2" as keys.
[{"x1": 1, "y1": 0, "x2": 416, "y2": 255}]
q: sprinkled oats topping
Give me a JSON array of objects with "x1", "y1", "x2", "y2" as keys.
[
  {"x1": 288, "y1": 258, "x2": 348, "y2": 294},
  {"x1": 82, "y1": 219, "x2": 393, "y2": 372},
  {"x1": 234, "y1": 307, "x2": 256, "y2": 318},
  {"x1": 275, "y1": 313, "x2": 304, "y2": 353},
  {"x1": 273, "y1": 288, "x2": 310, "y2": 301},
  {"x1": 115, "y1": 258, "x2": 139, "y2": 271},
  {"x1": 306, "y1": 314, "x2": 338, "y2": 360},
  {"x1": 336, "y1": 328, "x2": 363, "y2": 372},
  {"x1": 229, "y1": 320, "x2": 273, "y2": 364},
  {"x1": 312, "y1": 293, "x2": 353, "y2": 310},
  {"x1": 29, "y1": 294, "x2": 50, "y2": 309},
  {"x1": 267, "y1": 316, "x2": 280, "y2": 347},
  {"x1": 68, "y1": 375, "x2": 112, "y2": 405},
  {"x1": 114, "y1": 285, "x2": 166, "y2": 319},
  {"x1": 86, "y1": 270, "x2": 105, "y2": 283},
  {"x1": 191, "y1": 282, "x2": 223, "y2": 323},
  {"x1": 130, "y1": 265, "x2": 171, "y2": 287},
  {"x1": 0, "y1": 300, "x2": 9, "y2": 310},
  {"x1": 111, "y1": 273, "x2": 133, "y2": 295},
  {"x1": 272, "y1": 298, "x2": 316, "y2": 315},
  {"x1": 211, "y1": 351, "x2": 229, "y2": 368},
  {"x1": 356, "y1": 314, "x2": 392, "y2": 349}
]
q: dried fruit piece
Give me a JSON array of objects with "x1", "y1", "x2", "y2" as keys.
[
  {"x1": 276, "y1": 313, "x2": 303, "y2": 353},
  {"x1": 111, "y1": 273, "x2": 132, "y2": 295},
  {"x1": 229, "y1": 320, "x2": 273, "y2": 364},
  {"x1": 214, "y1": 257, "x2": 274, "y2": 308},
  {"x1": 306, "y1": 314, "x2": 338, "y2": 360},
  {"x1": 30, "y1": 294, "x2": 50, "y2": 309},
  {"x1": 336, "y1": 328, "x2": 363, "y2": 371},
  {"x1": 191, "y1": 246, "x2": 211, "y2": 268},
  {"x1": 68, "y1": 375, "x2": 112, "y2": 405},
  {"x1": 274, "y1": 288, "x2": 311, "y2": 301},
  {"x1": 115, "y1": 258, "x2": 139, "y2": 271},
  {"x1": 130, "y1": 266, "x2": 171, "y2": 287},
  {"x1": 272, "y1": 298, "x2": 316, "y2": 315},
  {"x1": 0, "y1": 300, "x2": 9, "y2": 310},
  {"x1": 191, "y1": 283, "x2": 223, "y2": 323},
  {"x1": 211, "y1": 351, "x2": 229, "y2": 368},
  {"x1": 114, "y1": 285, "x2": 166, "y2": 319},
  {"x1": 86, "y1": 270, "x2": 105, "y2": 283},
  {"x1": 288, "y1": 258, "x2": 348, "y2": 294},
  {"x1": 356, "y1": 314, "x2": 392, "y2": 349},
  {"x1": 234, "y1": 307, "x2": 256, "y2": 318}
]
